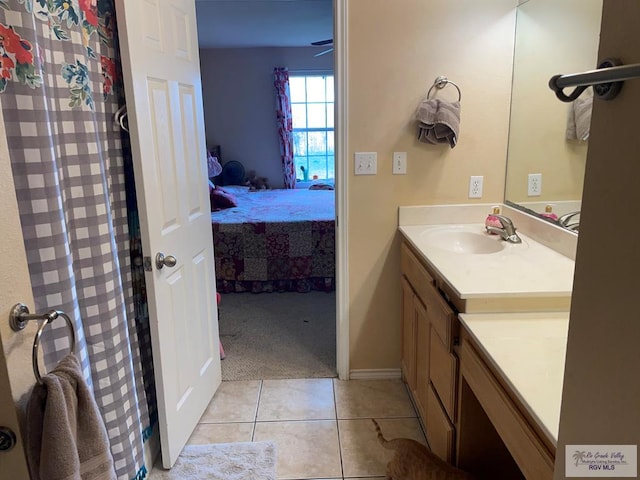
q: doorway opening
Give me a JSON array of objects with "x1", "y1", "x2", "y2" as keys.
[{"x1": 195, "y1": 0, "x2": 339, "y2": 381}]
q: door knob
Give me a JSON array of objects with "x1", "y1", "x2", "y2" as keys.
[
  {"x1": 0, "y1": 427, "x2": 17, "y2": 452},
  {"x1": 155, "y1": 253, "x2": 177, "y2": 270}
]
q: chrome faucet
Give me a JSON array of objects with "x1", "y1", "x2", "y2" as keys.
[
  {"x1": 558, "y1": 211, "x2": 580, "y2": 231},
  {"x1": 485, "y1": 214, "x2": 522, "y2": 244}
]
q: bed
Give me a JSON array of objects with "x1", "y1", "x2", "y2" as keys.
[{"x1": 211, "y1": 186, "x2": 335, "y2": 293}]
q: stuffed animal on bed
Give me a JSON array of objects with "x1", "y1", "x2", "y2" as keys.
[{"x1": 245, "y1": 170, "x2": 270, "y2": 191}]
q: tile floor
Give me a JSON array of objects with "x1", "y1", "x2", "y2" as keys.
[{"x1": 187, "y1": 378, "x2": 427, "y2": 480}]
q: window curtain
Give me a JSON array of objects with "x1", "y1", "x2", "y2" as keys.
[
  {"x1": 0, "y1": 1, "x2": 153, "y2": 479},
  {"x1": 274, "y1": 67, "x2": 296, "y2": 189}
]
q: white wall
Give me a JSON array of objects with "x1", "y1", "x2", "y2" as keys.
[
  {"x1": 199, "y1": 47, "x2": 333, "y2": 189},
  {"x1": 347, "y1": 0, "x2": 516, "y2": 369}
]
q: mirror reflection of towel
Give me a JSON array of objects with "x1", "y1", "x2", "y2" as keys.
[
  {"x1": 415, "y1": 99, "x2": 461, "y2": 148},
  {"x1": 566, "y1": 90, "x2": 593, "y2": 141}
]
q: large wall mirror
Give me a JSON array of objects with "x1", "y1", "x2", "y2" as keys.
[{"x1": 504, "y1": 0, "x2": 603, "y2": 231}]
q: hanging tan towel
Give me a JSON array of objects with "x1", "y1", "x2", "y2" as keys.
[
  {"x1": 416, "y1": 99, "x2": 461, "y2": 148},
  {"x1": 566, "y1": 89, "x2": 593, "y2": 141},
  {"x1": 26, "y1": 353, "x2": 116, "y2": 480}
]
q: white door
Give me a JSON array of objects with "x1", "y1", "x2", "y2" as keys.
[{"x1": 115, "y1": 0, "x2": 221, "y2": 468}]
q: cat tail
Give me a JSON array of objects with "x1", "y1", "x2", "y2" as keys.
[{"x1": 371, "y1": 418, "x2": 394, "y2": 450}]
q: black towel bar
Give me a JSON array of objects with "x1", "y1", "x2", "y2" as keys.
[{"x1": 549, "y1": 58, "x2": 640, "y2": 102}]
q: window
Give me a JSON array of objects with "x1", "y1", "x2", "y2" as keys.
[{"x1": 290, "y1": 74, "x2": 334, "y2": 182}]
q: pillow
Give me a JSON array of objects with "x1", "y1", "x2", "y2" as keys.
[
  {"x1": 308, "y1": 179, "x2": 335, "y2": 190},
  {"x1": 209, "y1": 184, "x2": 238, "y2": 210},
  {"x1": 308, "y1": 182, "x2": 334, "y2": 191}
]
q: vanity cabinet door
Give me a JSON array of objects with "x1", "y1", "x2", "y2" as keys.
[
  {"x1": 430, "y1": 329, "x2": 458, "y2": 420},
  {"x1": 401, "y1": 243, "x2": 435, "y2": 297},
  {"x1": 426, "y1": 382, "x2": 455, "y2": 463},
  {"x1": 401, "y1": 274, "x2": 430, "y2": 421},
  {"x1": 401, "y1": 277, "x2": 417, "y2": 391},
  {"x1": 427, "y1": 314, "x2": 458, "y2": 462},
  {"x1": 414, "y1": 297, "x2": 430, "y2": 420},
  {"x1": 424, "y1": 280, "x2": 457, "y2": 346}
]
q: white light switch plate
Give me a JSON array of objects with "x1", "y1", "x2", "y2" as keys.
[{"x1": 354, "y1": 152, "x2": 377, "y2": 175}]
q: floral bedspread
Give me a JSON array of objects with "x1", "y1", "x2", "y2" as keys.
[{"x1": 212, "y1": 187, "x2": 335, "y2": 293}]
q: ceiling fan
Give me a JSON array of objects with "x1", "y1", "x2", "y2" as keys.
[{"x1": 311, "y1": 39, "x2": 333, "y2": 57}]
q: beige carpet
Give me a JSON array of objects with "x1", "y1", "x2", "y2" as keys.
[
  {"x1": 218, "y1": 291, "x2": 336, "y2": 380},
  {"x1": 150, "y1": 442, "x2": 276, "y2": 479}
]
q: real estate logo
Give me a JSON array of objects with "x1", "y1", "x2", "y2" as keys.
[{"x1": 566, "y1": 445, "x2": 637, "y2": 477}]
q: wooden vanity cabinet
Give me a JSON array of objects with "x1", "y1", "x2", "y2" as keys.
[
  {"x1": 426, "y1": 382, "x2": 455, "y2": 461},
  {"x1": 400, "y1": 234, "x2": 568, "y2": 477},
  {"x1": 401, "y1": 267, "x2": 430, "y2": 420},
  {"x1": 401, "y1": 276, "x2": 417, "y2": 392},
  {"x1": 458, "y1": 329, "x2": 554, "y2": 479},
  {"x1": 400, "y1": 241, "x2": 460, "y2": 463}
]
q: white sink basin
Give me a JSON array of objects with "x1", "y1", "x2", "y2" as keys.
[
  {"x1": 399, "y1": 220, "x2": 573, "y2": 301},
  {"x1": 419, "y1": 225, "x2": 505, "y2": 254}
]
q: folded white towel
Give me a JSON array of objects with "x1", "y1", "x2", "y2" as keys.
[
  {"x1": 415, "y1": 99, "x2": 461, "y2": 148},
  {"x1": 566, "y1": 90, "x2": 593, "y2": 141}
]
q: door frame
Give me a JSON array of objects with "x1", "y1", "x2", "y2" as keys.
[
  {"x1": 0, "y1": 99, "x2": 36, "y2": 478},
  {"x1": 335, "y1": 0, "x2": 349, "y2": 380}
]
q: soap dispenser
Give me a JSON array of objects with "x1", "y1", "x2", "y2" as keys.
[
  {"x1": 485, "y1": 206, "x2": 502, "y2": 230},
  {"x1": 540, "y1": 205, "x2": 559, "y2": 221}
]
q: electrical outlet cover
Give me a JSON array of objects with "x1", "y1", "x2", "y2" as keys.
[
  {"x1": 469, "y1": 175, "x2": 483, "y2": 198},
  {"x1": 528, "y1": 173, "x2": 542, "y2": 196}
]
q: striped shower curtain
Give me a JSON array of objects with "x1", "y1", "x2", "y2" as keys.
[
  {"x1": 1, "y1": 1, "x2": 154, "y2": 479},
  {"x1": 274, "y1": 67, "x2": 296, "y2": 189}
]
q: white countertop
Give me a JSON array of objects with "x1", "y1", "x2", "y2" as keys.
[
  {"x1": 399, "y1": 223, "x2": 575, "y2": 299},
  {"x1": 459, "y1": 312, "x2": 569, "y2": 443}
]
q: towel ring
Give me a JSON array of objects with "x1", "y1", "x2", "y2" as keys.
[
  {"x1": 9, "y1": 303, "x2": 76, "y2": 385},
  {"x1": 427, "y1": 76, "x2": 462, "y2": 102}
]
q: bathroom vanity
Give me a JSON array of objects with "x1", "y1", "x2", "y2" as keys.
[
  {"x1": 457, "y1": 312, "x2": 568, "y2": 479},
  {"x1": 398, "y1": 204, "x2": 576, "y2": 479}
]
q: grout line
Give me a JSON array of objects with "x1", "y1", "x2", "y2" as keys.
[
  {"x1": 252, "y1": 379, "x2": 263, "y2": 441},
  {"x1": 253, "y1": 418, "x2": 338, "y2": 423},
  {"x1": 400, "y1": 381, "x2": 427, "y2": 441},
  {"x1": 202, "y1": 414, "x2": 416, "y2": 426},
  {"x1": 223, "y1": 378, "x2": 415, "y2": 479},
  {"x1": 336, "y1": 415, "x2": 417, "y2": 420},
  {"x1": 332, "y1": 379, "x2": 345, "y2": 480},
  {"x1": 254, "y1": 418, "x2": 339, "y2": 424},
  {"x1": 198, "y1": 419, "x2": 259, "y2": 425},
  {"x1": 254, "y1": 379, "x2": 264, "y2": 422}
]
